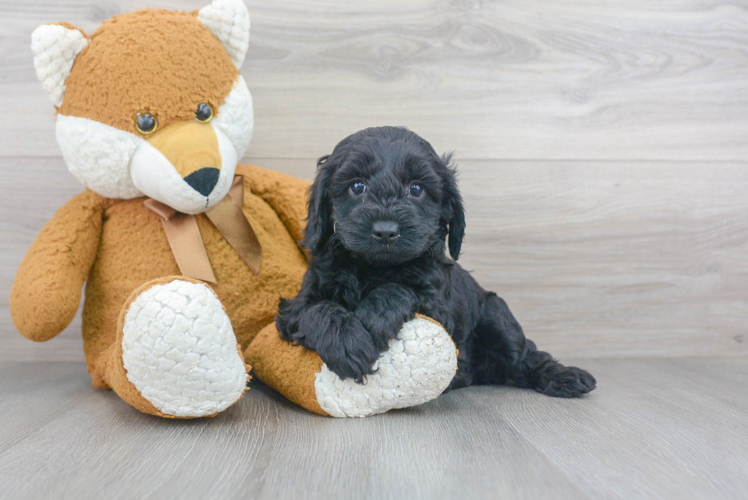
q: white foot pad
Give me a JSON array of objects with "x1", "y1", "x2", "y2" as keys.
[
  {"x1": 314, "y1": 317, "x2": 458, "y2": 418},
  {"x1": 122, "y1": 280, "x2": 247, "y2": 417}
]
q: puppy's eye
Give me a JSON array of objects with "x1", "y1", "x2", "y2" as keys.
[
  {"x1": 135, "y1": 113, "x2": 158, "y2": 135},
  {"x1": 195, "y1": 103, "x2": 213, "y2": 122},
  {"x1": 409, "y1": 183, "x2": 424, "y2": 197},
  {"x1": 350, "y1": 181, "x2": 366, "y2": 196}
]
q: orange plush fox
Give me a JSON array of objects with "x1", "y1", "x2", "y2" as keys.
[{"x1": 11, "y1": 0, "x2": 457, "y2": 418}]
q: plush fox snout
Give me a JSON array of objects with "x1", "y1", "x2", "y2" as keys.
[
  {"x1": 130, "y1": 120, "x2": 238, "y2": 215},
  {"x1": 147, "y1": 121, "x2": 223, "y2": 196}
]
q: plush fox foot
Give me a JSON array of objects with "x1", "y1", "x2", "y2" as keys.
[
  {"x1": 97, "y1": 277, "x2": 249, "y2": 418},
  {"x1": 246, "y1": 315, "x2": 458, "y2": 417}
]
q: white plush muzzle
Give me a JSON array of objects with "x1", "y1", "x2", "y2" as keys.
[{"x1": 130, "y1": 123, "x2": 237, "y2": 214}]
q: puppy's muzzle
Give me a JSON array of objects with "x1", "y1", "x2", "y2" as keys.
[{"x1": 372, "y1": 221, "x2": 400, "y2": 245}]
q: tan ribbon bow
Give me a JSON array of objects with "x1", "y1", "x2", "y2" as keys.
[{"x1": 143, "y1": 175, "x2": 262, "y2": 283}]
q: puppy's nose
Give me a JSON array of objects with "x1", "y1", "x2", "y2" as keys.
[
  {"x1": 184, "y1": 167, "x2": 220, "y2": 196},
  {"x1": 372, "y1": 221, "x2": 400, "y2": 244}
]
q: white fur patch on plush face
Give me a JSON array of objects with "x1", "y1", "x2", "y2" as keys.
[
  {"x1": 213, "y1": 76, "x2": 254, "y2": 159},
  {"x1": 56, "y1": 115, "x2": 145, "y2": 199},
  {"x1": 314, "y1": 317, "x2": 458, "y2": 418},
  {"x1": 130, "y1": 123, "x2": 237, "y2": 214},
  {"x1": 122, "y1": 279, "x2": 248, "y2": 418},
  {"x1": 54, "y1": 76, "x2": 253, "y2": 209}
]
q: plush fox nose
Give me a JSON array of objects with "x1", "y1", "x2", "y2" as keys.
[
  {"x1": 183, "y1": 167, "x2": 220, "y2": 196},
  {"x1": 372, "y1": 221, "x2": 400, "y2": 244}
]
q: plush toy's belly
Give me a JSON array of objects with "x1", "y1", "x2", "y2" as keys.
[{"x1": 81, "y1": 189, "x2": 308, "y2": 367}]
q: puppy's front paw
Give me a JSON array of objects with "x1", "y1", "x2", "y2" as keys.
[
  {"x1": 317, "y1": 318, "x2": 380, "y2": 384},
  {"x1": 537, "y1": 366, "x2": 597, "y2": 398}
]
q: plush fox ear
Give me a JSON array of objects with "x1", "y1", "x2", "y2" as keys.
[
  {"x1": 197, "y1": 0, "x2": 250, "y2": 69},
  {"x1": 31, "y1": 23, "x2": 88, "y2": 107}
]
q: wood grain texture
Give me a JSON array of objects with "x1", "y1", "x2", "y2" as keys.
[
  {"x1": 0, "y1": 358, "x2": 746, "y2": 499},
  {"x1": 2, "y1": 157, "x2": 746, "y2": 361},
  {"x1": 2, "y1": 2, "x2": 747, "y2": 497},
  {"x1": 2, "y1": 0, "x2": 748, "y2": 160},
  {"x1": 1, "y1": 1, "x2": 747, "y2": 359}
]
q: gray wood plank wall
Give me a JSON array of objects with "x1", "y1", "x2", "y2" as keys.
[{"x1": 1, "y1": 0, "x2": 746, "y2": 361}]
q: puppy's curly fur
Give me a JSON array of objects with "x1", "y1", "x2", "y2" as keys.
[{"x1": 277, "y1": 126, "x2": 596, "y2": 397}]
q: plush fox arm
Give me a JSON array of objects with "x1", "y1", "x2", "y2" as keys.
[
  {"x1": 237, "y1": 164, "x2": 311, "y2": 245},
  {"x1": 10, "y1": 191, "x2": 106, "y2": 342}
]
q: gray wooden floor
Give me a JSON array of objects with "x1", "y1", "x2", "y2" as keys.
[{"x1": 1, "y1": 358, "x2": 747, "y2": 500}]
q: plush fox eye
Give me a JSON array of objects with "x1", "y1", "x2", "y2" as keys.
[
  {"x1": 135, "y1": 113, "x2": 158, "y2": 135},
  {"x1": 409, "y1": 183, "x2": 424, "y2": 197},
  {"x1": 195, "y1": 103, "x2": 213, "y2": 122},
  {"x1": 350, "y1": 181, "x2": 366, "y2": 196}
]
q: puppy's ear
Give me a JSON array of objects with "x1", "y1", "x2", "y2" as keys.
[
  {"x1": 303, "y1": 155, "x2": 336, "y2": 254},
  {"x1": 438, "y1": 153, "x2": 466, "y2": 260}
]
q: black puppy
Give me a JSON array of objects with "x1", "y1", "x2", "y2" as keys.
[{"x1": 277, "y1": 126, "x2": 596, "y2": 397}]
